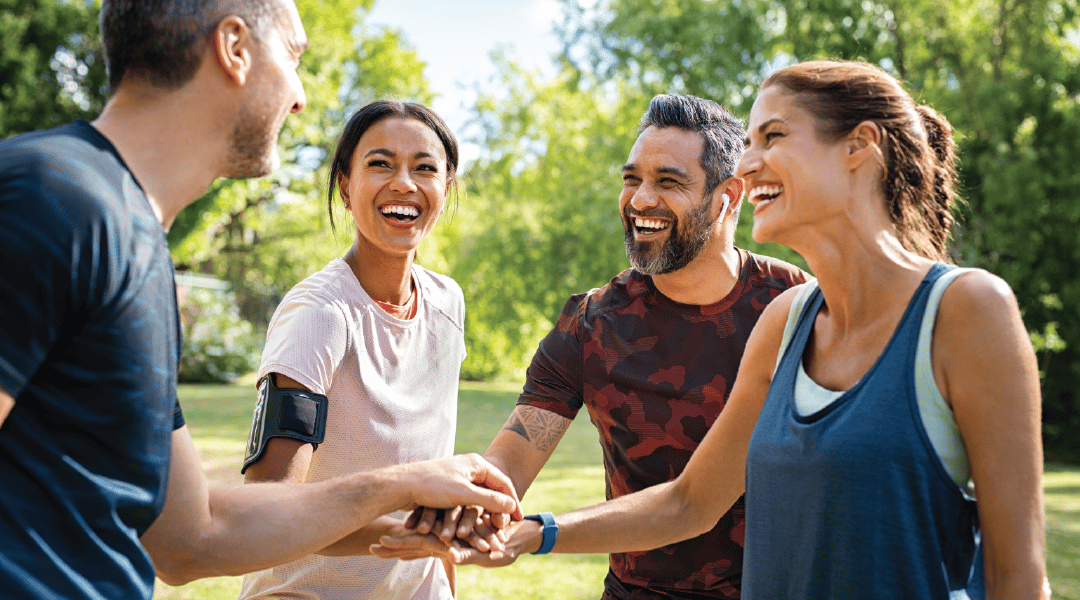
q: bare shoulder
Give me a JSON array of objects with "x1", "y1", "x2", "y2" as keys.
[
  {"x1": 932, "y1": 269, "x2": 1037, "y2": 405},
  {"x1": 939, "y1": 269, "x2": 1019, "y2": 315},
  {"x1": 935, "y1": 269, "x2": 1024, "y2": 344}
]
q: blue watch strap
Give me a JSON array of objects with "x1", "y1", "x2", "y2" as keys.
[{"x1": 523, "y1": 512, "x2": 558, "y2": 554}]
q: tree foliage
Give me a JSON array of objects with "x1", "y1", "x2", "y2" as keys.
[
  {"x1": 6, "y1": 1, "x2": 1078, "y2": 456},
  {"x1": 546, "y1": 0, "x2": 1080, "y2": 457},
  {"x1": 167, "y1": 1, "x2": 435, "y2": 324},
  {"x1": 438, "y1": 59, "x2": 639, "y2": 379},
  {"x1": 0, "y1": 0, "x2": 105, "y2": 139}
]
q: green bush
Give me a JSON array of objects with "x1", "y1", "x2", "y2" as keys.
[{"x1": 179, "y1": 288, "x2": 261, "y2": 384}]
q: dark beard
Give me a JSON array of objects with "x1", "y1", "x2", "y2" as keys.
[{"x1": 624, "y1": 193, "x2": 715, "y2": 275}]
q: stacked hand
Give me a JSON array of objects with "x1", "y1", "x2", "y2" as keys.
[{"x1": 371, "y1": 504, "x2": 540, "y2": 567}]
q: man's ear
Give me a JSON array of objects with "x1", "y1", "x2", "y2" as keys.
[
  {"x1": 212, "y1": 15, "x2": 255, "y2": 86},
  {"x1": 718, "y1": 176, "x2": 745, "y2": 216},
  {"x1": 846, "y1": 120, "x2": 883, "y2": 170}
]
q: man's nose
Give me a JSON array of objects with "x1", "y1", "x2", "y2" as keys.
[{"x1": 629, "y1": 185, "x2": 660, "y2": 212}]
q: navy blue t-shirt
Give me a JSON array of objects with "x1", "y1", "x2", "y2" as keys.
[{"x1": 0, "y1": 121, "x2": 185, "y2": 599}]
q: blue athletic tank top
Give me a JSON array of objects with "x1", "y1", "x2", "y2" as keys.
[{"x1": 743, "y1": 263, "x2": 983, "y2": 599}]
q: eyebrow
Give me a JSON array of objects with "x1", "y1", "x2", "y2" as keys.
[
  {"x1": 744, "y1": 118, "x2": 786, "y2": 146},
  {"x1": 757, "y1": 118, "x2": 785, "y2": 133},
  {"x1": 364, "y1": 149, "x2": 440, "y2": 161},
  {"x1": 621, "y1": 163, "x2": 690, "y2": 179}
]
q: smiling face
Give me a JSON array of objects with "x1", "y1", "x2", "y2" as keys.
[
  {"x1": 737, "y1": 84, "x2": 849, "y2": 246},
  {"x1": 619, "y1": 126, "x2": 723, "y2": 275},
  {"x1": 339, "y1": 117, "x2": 450, "y2": 259},
  {"x1": 226, "y1": 1, "x2": 308, "y2": 178}
]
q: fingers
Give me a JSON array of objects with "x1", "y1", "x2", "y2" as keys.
[
  {"x1": 404, "y1": 507, "x2": 424, "y2": 530},
  {"x1": 371, "y1": 532, "x2": 457, "y2": 560},
  {"x1": 456, "y1": 506, "x2": 482, "y2": 539},
  {"x1": 445, "y1": 506, "x2": 492, "y2": 551},
  {"x1": 438, "y1": 505, "x2": 464, "y2": 543},
  {"x1": 458, "y1": 481, "x2": 521, "y2": 520},
  {"x1": 459, "y1": 454, "x2": 523, "y2": 519},
  {"x1": 490, "y1": 511, "x2": 512, "y2": 530},
  {"x1": 404, "y1": 455, "x2": 520, "y2": 519},
  {"x1": 470, "y1": 513, "x2": 506, "y2": 552},
  {"x1": 414, "y1": 507, "x2": 442, "y2": 535},
  {"x1": 448, "y1": 544, "x2": 517, "y2": 568}
]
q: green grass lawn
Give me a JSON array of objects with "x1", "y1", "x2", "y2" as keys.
[{"x1": 155, "y1": 382, "x2": 1080, "y2": 600}]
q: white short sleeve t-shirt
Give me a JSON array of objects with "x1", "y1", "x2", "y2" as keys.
[{"x1": 239, "y1": 258, "x2": 466, "y2": 600}]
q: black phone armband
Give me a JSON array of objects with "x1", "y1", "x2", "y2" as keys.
[{"x1": 241, "y1": 374, "x2": 329, "y2": 474}]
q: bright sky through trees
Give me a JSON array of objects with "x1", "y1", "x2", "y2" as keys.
[{"x1": 365, "y1": 0, "x2": 569, "y2": 164}]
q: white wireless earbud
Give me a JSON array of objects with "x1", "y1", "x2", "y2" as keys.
[{"x1": 720, "y1": 193, "x2": 731, "y2": 216}]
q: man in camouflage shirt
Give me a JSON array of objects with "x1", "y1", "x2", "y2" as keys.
[{"x1": 395, "y1": 94, "x2": 808, "y2": 599}]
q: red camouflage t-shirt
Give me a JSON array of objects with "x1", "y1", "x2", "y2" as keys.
[{"x1": 519, "y1": 248, "x2": 808, "y2": 599}]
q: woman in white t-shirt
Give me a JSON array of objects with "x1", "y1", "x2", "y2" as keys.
[{"x1": 238, "y1": 100, "x2": 489, "y2": 600}]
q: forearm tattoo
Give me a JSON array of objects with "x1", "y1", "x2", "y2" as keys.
[{"x1": 502, "y1": 406, "x2": 566, "y2": 453}]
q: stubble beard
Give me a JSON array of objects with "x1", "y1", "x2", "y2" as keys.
[
  {"x1": 624, "y1": 192, "x2": 715, "y2": 275},
  {"x1": 224, "y1": 106, "x2": 280, "y2": 179}
]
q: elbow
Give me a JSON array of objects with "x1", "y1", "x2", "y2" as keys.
[
  {"x1": 147, "y1": 541, "x2": 229, "y2": 586},
  {"x1": 671, "y1": 476, "x2": 730, "y2": 540},
  {"x1": 151, "y1": 554, "x2": 203, "y2": 587},
  {"x1": 683, "y1": 498, "x2": 719, "y2": 540}
]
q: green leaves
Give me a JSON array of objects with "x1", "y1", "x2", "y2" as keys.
[
  {"x1": 553, "y1": 0, "x2": 1080, "y2": 457},
  {"x1": 167, "y1": 0, "x2": 434, "y2": 319},
  {"x1": 0, "y1": 0, "x2": 105, "y2": 139},
  {"x1": 9, "y1": 2, "x2": 1077, "y2": 454},
  {"x1": 436, "y1": 62, "x2": 641, "y2": 379}
]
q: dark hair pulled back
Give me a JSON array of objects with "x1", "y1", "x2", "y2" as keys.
[
  {"x1": 326, "y1": 100, "x2": 460, "y2": 232},
  {"x1": 763, "y1": 60, "x2": 959, "y2": 261}
]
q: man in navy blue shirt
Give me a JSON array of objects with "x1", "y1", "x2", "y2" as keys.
[{"x1": 0, "y1": 2, "x2": 518, "y2": 598}]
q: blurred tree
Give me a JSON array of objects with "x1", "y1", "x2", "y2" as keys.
[
  {"x1": 556, "y1": 0, "x2": 1080, "y2": 458},
  {"x1": 0, "y1": 0, "x2": 106, "y2": 139},
  {"x1": 439, "y1": 58, "x2": 641, "y2": 379}
]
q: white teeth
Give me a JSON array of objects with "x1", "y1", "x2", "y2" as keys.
[
  {"x1": 748, "y1": 184, "x2": 784, "y2": 203},
  {"x1": 380, "y1": 205, "x2": 419, "y2": 218},
  {"x1": 633, "y1": 217, "x2": 669, "y2": 231}
]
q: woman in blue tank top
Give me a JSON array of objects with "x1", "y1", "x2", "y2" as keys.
[
  {"x1": 724, "y1": 60, "x2": 1049, "y2": 598},
  {"x1": 393, "y1": 60, "x2": 1049, "y2": 599}
]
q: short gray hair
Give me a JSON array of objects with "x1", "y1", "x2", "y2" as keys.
[{"x1": 639, "y1": 94, "x2": 745, "y2": 196}]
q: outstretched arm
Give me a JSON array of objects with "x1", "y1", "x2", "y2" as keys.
[
  {"x1": 375, "y1": 290, "x2": 796, "y2": 564},
  {"x1": 141, "y1": 425, "x2": 519, "y2": 585},
  {"x1": 936, "y1": 272, "x2": 1048, "y2": 599}
]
